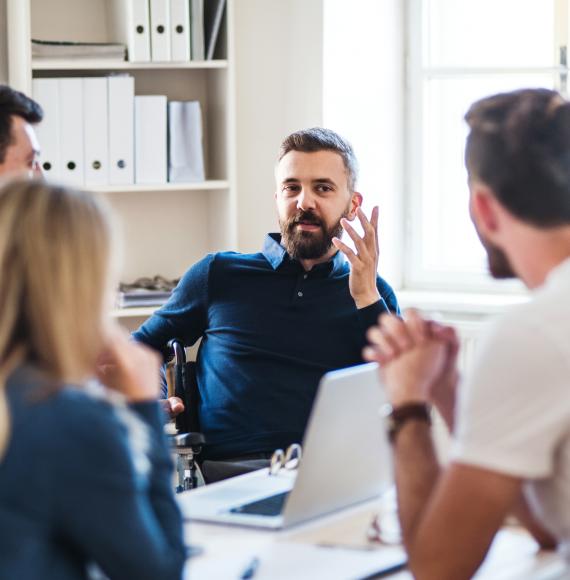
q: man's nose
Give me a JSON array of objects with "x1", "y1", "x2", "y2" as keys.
[{"x1": 296, "y1": 189, "x2": 316, "y2": 211}]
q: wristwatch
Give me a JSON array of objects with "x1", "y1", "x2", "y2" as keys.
[{"x1": 381, "y1": 402, "x2": 432, "y2": 443}]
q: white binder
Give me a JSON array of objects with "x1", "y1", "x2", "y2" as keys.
[
  {"x1": 191, "y1": 0, "x2": 205, "y2": 60},
  {"x1": 168, "y1": 100, "x2": 205, "y2": 182},
  {"x1": 150, "y1": 0, "x2": 171, "y2": 61},
  {"x1": 83, "y1": 78, "x2": 109, "y2": 186},
  {"x1": 170, "y1": 0, "x2": 190, "y2": 61},
  {"x1": 59, "y1": 78, "x2": 84, "y2": 186},
  {"x1": 31, "y1": 78, "x2": 61, "y2": 181},
  {"x1": 135, "y1": 95, "x2": 167, "y2": 184},
  {"x1": 108, "y1": 75, "x2": 135, "y2": 185},
  {"x1": 108, "y1": 0, "x2": 151, "y2": 62}
]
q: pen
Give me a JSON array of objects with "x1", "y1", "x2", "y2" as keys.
[{"x1": 240, "y1": 556, "x2": 260, "y2": 579}]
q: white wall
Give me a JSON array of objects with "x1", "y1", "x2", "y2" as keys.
[
  {"x1": 233, "y1": 0, "x2": 324, "y2": 253},
  {"x1": 323, "y1": 0, "x2": 405, "y2": 288}
]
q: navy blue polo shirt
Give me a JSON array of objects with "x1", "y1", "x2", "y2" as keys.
[{"x1": 133, "y1": 234, "x2": 399, "y2": 459}]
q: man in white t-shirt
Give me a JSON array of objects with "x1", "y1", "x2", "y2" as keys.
[{"x1": 365, "y1": 88, "x2": 570, "y2": 578}]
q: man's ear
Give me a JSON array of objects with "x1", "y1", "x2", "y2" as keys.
[
  {"x1": 470, "y1": 186, "x2": 500, "y2": 237},
  {"x1": 347, "y1": 192, "x2": 363, "y2": 220}
]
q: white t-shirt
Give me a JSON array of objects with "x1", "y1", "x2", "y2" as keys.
[{"x1": 452, "y1": 257, "x2": 570, "y2": 557}]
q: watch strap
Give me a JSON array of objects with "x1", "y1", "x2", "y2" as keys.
[{"x1": 386, "y1": 402, "x2": 431, "y2": 443}]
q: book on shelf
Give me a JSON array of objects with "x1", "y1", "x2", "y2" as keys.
[
  {"x1": 135, "y1": 95, "x2": 168, "y2": 184},
  {"x1": 168, "y1": 100, "x2": 205, "y2": 182},
  {"x1": 117, "y1": 289, "x2": 172, "y2": 308},
  {"x1": 32, "y1": 39, "x2": 127, "y2": 60},
  {"x1": 204, "y1": 0, "x2": 226, "y2": 60},
  {"x1": 190, "y1": 0, "x2": 205, "y2": 60},
  {"x1": 32, "y1": 77, "x2": 211, "y2": 188}
]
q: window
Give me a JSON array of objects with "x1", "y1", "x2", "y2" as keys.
[
  {"x1": 323, "y1": 0, "x2": 566, "y2": 295},
  {"x1": 323, "y1": 0, "x2": 405, "y2": 286},
  {"x1": 407, "y1": 0, "x2": 567, "y2": 291}
]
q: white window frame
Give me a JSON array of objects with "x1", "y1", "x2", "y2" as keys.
[{"x1": 403, "y1": 0, "x2": 570, "y2": 294}]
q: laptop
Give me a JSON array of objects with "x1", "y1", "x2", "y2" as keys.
[{"x1": 177, "y1": 362, "x2": 393, "y2": 529}]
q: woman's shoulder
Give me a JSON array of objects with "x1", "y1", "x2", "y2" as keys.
[
  {"x1": 7, "y1": 366, "x2": 134, "y2": 468},
  {"x1": 7, "y1": 365, "x2": 116, "y2": 423}
]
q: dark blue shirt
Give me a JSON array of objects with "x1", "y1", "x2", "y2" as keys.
[
  {"x1": 133, "y1": 234, "x2": 399, "y2": 460},
  {"x1": 0, "y1": 365, "x2": 185, "y2": 580}
]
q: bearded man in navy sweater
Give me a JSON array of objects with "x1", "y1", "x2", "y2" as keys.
[{"x1": 134, "y1": 128, "x2": 399, "y2": 482}]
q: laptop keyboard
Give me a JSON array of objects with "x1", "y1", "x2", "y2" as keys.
[{"x1": 229, "y1": 491, "x2": 290, "y2": 516}]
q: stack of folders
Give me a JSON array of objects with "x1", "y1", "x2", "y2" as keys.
[
  {"x1": 32, "y1": 40, "x2": 127, "y2": 61},
  {"x1": 32, "y1": 76, "x2": 206, "y2": 187},
  {"x1": 117, "y1": 289, "x2": 172, "y2": 308},
  {"x1": 108, "y1": 0, "x2": 226, "y2": 62}
]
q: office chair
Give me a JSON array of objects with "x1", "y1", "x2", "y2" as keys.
[
  {"x1": 167, "y1": 339, "x2": 205, "y2": 492},
  {"x1": 167, "y1": 341, "x2": 276, "y2": 485}
]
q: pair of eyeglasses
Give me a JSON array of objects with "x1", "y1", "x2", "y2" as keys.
[
  {"x1": 366, "y1": 510, "x2": 402, "y2": 545},
  {"x1": 269, "y1": 443, "x2": 302, "y2": 476}
]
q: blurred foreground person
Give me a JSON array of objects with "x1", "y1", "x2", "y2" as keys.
[
  {"x1": 366, "y1": 88, "x2": 570, "y2": 579},
  {"x1": 0, "y1": 180, "x2": 185, "y2": 580}
]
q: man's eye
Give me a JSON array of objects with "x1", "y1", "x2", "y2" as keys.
[
  {"x1": 283, "y1": 185, "x2": 300, "y2": 193},
  {"x1": 316, "y1": 185, "x2": 332, "y2": 193}
]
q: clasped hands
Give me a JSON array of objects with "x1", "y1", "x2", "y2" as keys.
[{"x1": 364, "y1": 309, "x2": 460, "y2": 430}]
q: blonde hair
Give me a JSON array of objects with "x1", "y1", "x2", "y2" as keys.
[{"x1": 0, "y1": 179, "x2": 116, "y2": 457}]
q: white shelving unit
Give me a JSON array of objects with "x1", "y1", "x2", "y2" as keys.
[
  {"x1": 32, "y1": 59, "x2": 228, "y2": 71},
  {"x1": 92, "y1": 180, "x2": 230, "y2": 194},
  {"x1": 7, "y1": 0, "x2": 237, "y2": 328},
  {"x1": 110, "y1": 306, "x2": 158, "y2": 319}
]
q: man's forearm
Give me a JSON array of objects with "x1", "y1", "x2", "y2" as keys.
[
  {"x1": 393, "y1": 420, "x2": 440, "y2": 554},
  {"x1": 434, "y1": 391, "x2": 456, "y2": 434},
  {"x1": 513, "y1": 493, "x2": 558, "y2": 550}
]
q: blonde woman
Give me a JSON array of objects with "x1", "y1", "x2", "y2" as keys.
[{"x1": 0, "y1": 180, "x2": 185, "y2": 579}]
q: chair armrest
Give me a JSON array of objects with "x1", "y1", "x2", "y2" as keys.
[{"x1": 171, "y1": 432, "x2": 205, "y2": 448}]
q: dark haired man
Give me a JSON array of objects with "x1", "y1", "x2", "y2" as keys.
[
  {"x1": 366, "y1": 88, "x2": 570, "y2": 577},
  {"x1": 0, "y1": 85, "x2": 43, "y2": 178},
  {"x1": 135, "y1": 127, "x2": 399, "y2": 481}
]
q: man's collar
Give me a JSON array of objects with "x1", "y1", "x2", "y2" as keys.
[
  {"x1": 262, "y1": 233, "x2": 347, "y2": 275},
  {"x1": 263, "y1": 233, "x2": 288, "y2": 269}
]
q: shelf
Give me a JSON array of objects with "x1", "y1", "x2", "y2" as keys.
[
  {"x1": 10, "y1": 0, "x2": 238, "y2": 284},
  {"x1": 92, "y1": 180, "x2": 230, "y2": 194},
  {"x1": 32, "y1": 59, "x2": 228, "y2": 71},
  {"x1": 111, "y1": 306, "x2": 159, "y2": 318}
]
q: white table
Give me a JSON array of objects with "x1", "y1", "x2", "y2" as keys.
[{"x1": 181, "y1": 497, "x2": 568, "y2": 580}]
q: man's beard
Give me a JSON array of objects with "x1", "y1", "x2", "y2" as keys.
[
  {"x1": 280, "y1": 209, "x2": 348, "y2": 260},
  {"x1": 476, "y1": 228, "x2": 516, "y2": 279}
]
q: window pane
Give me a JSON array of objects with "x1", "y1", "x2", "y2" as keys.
[
  {"x1": 423, "y1": 0, "x2": 556, "y2": 68},
  {"x1": 420, "y1": 73, "x2": 557, "y2": 274}
]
